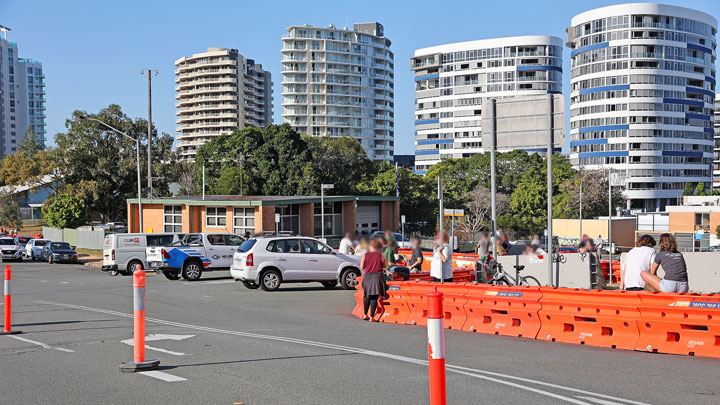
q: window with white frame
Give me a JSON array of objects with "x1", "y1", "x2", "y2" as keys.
[
  {"x1": 314, "y1": 202, "x2": 343, "y2": 237},
  {"x1": 233, "y1": 208, "x2": 255, "y2": 236},
  {"x1": 163, "y1": 205, "x2": 182, "y2": 232},
  {"x1": 206, "y1": 207, "x2": 227, "y2": 227}
]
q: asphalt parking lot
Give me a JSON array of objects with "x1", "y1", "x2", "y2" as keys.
[{"x1": 1, "y1": 261, "x2": 719, "y2": 404}]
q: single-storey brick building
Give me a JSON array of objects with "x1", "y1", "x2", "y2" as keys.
[{"x1": 126, "y1": 195, "x2": 400, "y2": 238}]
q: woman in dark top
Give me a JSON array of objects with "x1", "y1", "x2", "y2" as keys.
[
  {"x1": 641, "y1": 233, "x2": 689, "y2": 293},
  {"x1": 359, "y1": 239, "x2": 387, "y2": 321}
]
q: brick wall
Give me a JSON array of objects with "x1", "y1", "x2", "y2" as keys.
[
  {"x1": 669, "y1": 212, "x2": 695, "y2": 233},
  {"x1": 256, "y1": 205, "x2": 276, "y2": 234},
  {"x1": 342, "y1": 201, "x2": 356, "y2": 236},
  {"x1": 200, "y1": 205, "x2": 234, "y2": 233},
  {"x1": 380, "y1": 201, "x2": 396, "y2": 232},
  {"x1": 711, "y1": 213, "x2": 720, "y2": 235},
  {"x1": 300, "y1": 203, "x2": 314, "y2": 236},
  {"x1": 142, "y1": 204, "x2": 164, "y2": 233}
]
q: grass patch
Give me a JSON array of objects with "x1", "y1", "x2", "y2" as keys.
[{"x1": 75, "y1": 248, "x2": 102, "y2": 257}]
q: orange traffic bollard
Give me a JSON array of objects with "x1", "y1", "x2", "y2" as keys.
[
  {"x1": 1, "y1": 265, "x2": 22, "y2": 335},
  {"x1": 426, "y1": 290, "x2": 446, "y2": 405},
  {"x1": 119, "y1": 269, "x2": 159, "y2": 372}
]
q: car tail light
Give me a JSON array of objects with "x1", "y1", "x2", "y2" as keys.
[
  {"x1": 161, "y1": 249, "x2": 170, "y2": 259},
  {"x1": 112, "y1": 249, "x2": 115, "y2": 261},
  {"x1": 246, "y1": 253, "x2": 254, "y2": 267}
]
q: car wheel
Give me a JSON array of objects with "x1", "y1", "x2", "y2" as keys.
[
  {"x1": 108, "y1": 270, "x2": 120, "y2": 276},
  {"x1": 164, "y1": 271, "x2": 181, "y2": 281},
  {"x1": 242, "y1": 280, "x2": 260, "y2": 289},
  {"x1": 340, "y1": 268, "x2": 361, "y2": 290},
  {"x1": 321, "y1": 280, "x2": 338, "y2": 289},
  {"x1": 127, "y1": 260, "x2": 143, "y2": 273},
  {"x1": 259, "y1": 269, "x2": 281, "y2": 291},
  {"x1": 181, "y1": 260, "x2": 203, "y2": 281}
]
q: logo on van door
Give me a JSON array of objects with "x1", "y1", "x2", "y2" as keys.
[{"x1": 121, "y1": 237, "x2": 141, "y2": 245}]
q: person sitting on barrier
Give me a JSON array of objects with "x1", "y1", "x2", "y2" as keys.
[
  {"x1": 431, "y1": 232, "x2": 453, "y2": 282},
  {"x1": 408, "y1": 237, "x2": 424, "y2": 273},
  {"x1": 477, "y1": 232, "x2": 490, "y2": 265},
  {"x1": 384, "y1": 231, "x2": 398, "y2": 254},
  {"x1": 641, "y1": 233, "x2": 689, "y2": 293},
  {"x1": 360, "y1": 239, "x2": 387, "y2": 321},
  {"x1": 495, "y1": 239, "x2": 507, "y2": 257},
  {"x1": 383, "y1": 238, "x2": 410, "y2": 281},
  {"x1": 621, "y1": 234, "x2": 656, "y2": 291}
]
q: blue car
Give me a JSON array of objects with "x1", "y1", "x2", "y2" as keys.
[{"x1": 40, "y1": 242, "x2": 79, "y2": 264}]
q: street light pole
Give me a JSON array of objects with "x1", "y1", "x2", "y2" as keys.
[
  {"x1": 579, "y1": 174, "x2": 583, "y2": 241},
  {"x1": 74, "y1": 114, "x2": 143, "y2": 232},
  {"x1": 141, "y1": 69, "x2": 158, "y2": 197}
]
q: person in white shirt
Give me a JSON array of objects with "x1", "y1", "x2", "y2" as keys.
[
  {"x1": 621, "y1": 234, "x2": 656, "y2": 291},
  {"x1": 338, "y1": 232, "x2": 355, "y2": 256},
  {"x1": 430, "y1": 232, "x2": 453, "y2": 282}
]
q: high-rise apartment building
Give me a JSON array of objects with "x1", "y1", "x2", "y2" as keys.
[
  {"x1": 175, "y1": 48, "x2": 272, "y2": 160},
  {"x1": 714, "y1": 96, "x2": 720, "y2": 191},
  {"x1": 411, "y1": 36, "x2": 563, "y2": 173},
  {"x1": 281, "y1": 22, "x2": 394, "y2": 161},
  {"x1": 567, "y1": 3, "x2": 717, "y2": 212},
  {"x1": 0, "y1": 26, "x2": 46, "y2": 157}
]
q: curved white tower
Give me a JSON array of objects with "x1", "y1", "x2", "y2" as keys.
[
  {"x1": 411, "y1": 36, "x2": 563, "y2": 173},
  {"x1": 568, "y1": 3, "x2": 717, "y2": 211}
]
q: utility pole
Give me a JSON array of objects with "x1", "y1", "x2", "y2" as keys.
[
  {"x1": 546, "y1": 94, "x2": 554, "y2": 287},
  {"x1": 489, "y1": 99, "x2": 497, "y2": 260},
  {"x1": 579, "y1": 173, "x2": 583, "y2": 241},
  {"x1": 438, "y1": 177, "x2": 443, "y2": 237},
  {"x1": 608, "y1": 169, "x2": 612, "y2": 282},
  {"x1": 141, "y1": 69, "x2": 158, "y2": 197}
]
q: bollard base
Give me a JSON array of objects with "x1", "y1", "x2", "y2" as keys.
[
  {"x1": 119, "y1": 359, "x2": 160, "y2": 373},
  {"x1": 0, "y1": 330, "x2": 22, "y2": 335}
]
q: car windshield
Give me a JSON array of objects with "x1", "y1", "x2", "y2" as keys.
[
  {"x1": 51, "y1": 242, "x2": 72, "y2": 250},
  {"x1": 0, "y1": 238, "x2": 15, "y2": 245},
  {"x1": 237, "y1": 239, "x2": 256, "y2": 253},
  {"x1": 34, "y1": 240, "x2": 48, "y2": 247}
]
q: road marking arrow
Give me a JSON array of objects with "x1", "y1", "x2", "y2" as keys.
[{"x1": 121, "y1": 334, "x2": 195, "y2": 356}]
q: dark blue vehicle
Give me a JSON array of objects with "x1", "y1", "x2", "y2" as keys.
[{"x1": 40, "y1": 242, "x2": 79, "y2": 264}]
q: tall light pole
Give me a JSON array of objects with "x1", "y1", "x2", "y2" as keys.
[
  {"x1": 579, "y1": 173, "x2": 583, "y2": 241},
  {"x1": 141, "y1": 69, "x2": 158, "y2": 197},
  {"x1": 74, "y1": 114, "x2": 143, "y2": 232},
  {"x1": 320, "y1": 184, "x2": 334, "y2": 241},
  {"x1": 489, "y1": 99, "x2": 497, "y2": 260},
  {"x1": 546, "y1": 94, "x2": 554, "y2": 287}
]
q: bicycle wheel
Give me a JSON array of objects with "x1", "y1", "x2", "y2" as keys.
[{"x1": 519, "y1": 276, "x2": 540, "y2": 286}]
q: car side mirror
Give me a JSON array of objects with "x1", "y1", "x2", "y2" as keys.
[{"x1": 72, "y1": 246, "x2": 76, "y2": 250}]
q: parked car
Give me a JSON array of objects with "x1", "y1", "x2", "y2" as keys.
[
  {"x1": 0, "y1": 237, "x2": 23, "y2": 262},
  {"x1": 707, "y1": 245, "x2": 720, "y2": 252},
  {"x1": 146, "y1": 233, "x2": 244, "y2": 281},
  {"x1": 230, "y1": 234, "x2": 362, "y2": 291},
  {"x1": 40, "y1": 242, "x2": 79, "y2": 264},
  {"x1": 25, "y1": 238, "x2": 49, "y2": 260},
  {"x1": 14, "y1": 236, "x2": 31, "y2": 250},
  {"x1": 597, "y1": 242, "x2": 621, "y2": 255},
  {"x1": 370, "y1": 231, "x2": 412, "y2": 248},
  {"x1": 102, "y1": 233, "x2": 182, "y2": 276}
]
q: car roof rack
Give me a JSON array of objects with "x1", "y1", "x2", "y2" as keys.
[{"x1": 256, "y1": 231, "x2": 298, "y2": 238}]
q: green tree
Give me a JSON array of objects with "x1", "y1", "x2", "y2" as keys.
[
  {"x1": 0, "y1": 191, "x2": 22, "y2": 229},
  {"x1": 306, "y1": 136, "x2": 375, "y2": 195},
  {"x1": 683, "y1": 182, "x2": 695, "y2": 196},
  {"x1": 18, "y1": 126, "x2": 45, "y2": 155},
  {"x1": 42, "y1": 193, "x2": 89, "y2": 229},
  {"x1": 695, "y1": 182, "x2": 705, "y2": 196}
]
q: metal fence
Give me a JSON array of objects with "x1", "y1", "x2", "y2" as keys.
[{"x1": 42, "y1": 226, "x2": 105, "y2": 250}]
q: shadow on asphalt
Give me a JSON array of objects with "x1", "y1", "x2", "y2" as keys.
[
  {"x1": 15, "y1": 319, "x2": 116, "y2": 327},
  {"x1": 156, "y1": 352, "x2": 356, "y2": 370}
]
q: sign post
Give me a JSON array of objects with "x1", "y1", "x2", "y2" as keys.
[
  {"x1": 401, "y1": 215, "x2": 406, "y2": 247},
  {"x1": 275, "y1": 213, "x2": 280, "y2": 234},
  {"x1": 444, "y1": 209, "x2": 464, "y2": 252}
]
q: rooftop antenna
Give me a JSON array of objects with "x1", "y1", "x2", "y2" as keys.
[
  {"x1": 345, "y1": 16, "x2": 348, "y2": 30},
  {"x1": 0, "y1": 25, "x2": 11, "y2": 40}
]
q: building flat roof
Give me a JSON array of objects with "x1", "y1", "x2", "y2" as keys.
[{"x1": 127, "y1": 195, "x2": 399, "y2": 207}]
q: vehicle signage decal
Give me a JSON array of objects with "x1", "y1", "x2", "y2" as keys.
[
  {"x1": 388, "y1": 286, "x2": 401, "y2": 291},
  {"x1": 669, "y1": 301, "x2": 720, "y2": 309},
  {"x1": 163, "y1": 247, "x2": 212, "y2": 269},
  {"x1": 485, "y1": 291, "x2": 523, "y2": 297}
]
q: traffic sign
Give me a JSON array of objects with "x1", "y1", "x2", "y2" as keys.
[{"x1": 443, "y1": 209, "x2": 464, "y2": 217}]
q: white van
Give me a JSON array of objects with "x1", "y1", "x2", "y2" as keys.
[{"x1": 102, "y1": 233, "x2": 182, "y2": 276}]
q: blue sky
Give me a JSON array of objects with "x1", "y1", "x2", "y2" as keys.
[{"x1": 3, "y1": 0, "x2": 719, "y2": 155}]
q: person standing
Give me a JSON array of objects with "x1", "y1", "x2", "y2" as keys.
[
  {"x1": 359, "y1": 239, "x2": 387, "y2": 321},
  {"x1": 430, "y1": 232, "x2": 453, "y2": 282},
  {"x1": 408, "y1": 237, "x2": 424, "y2": 273},
  {"x1": 500, "y1": 232, "x2": 511, "y2": 253},
  {"x1": 621, "y1": 235, "x2": 656, "y2": 291},
  {"x1": 641, "y1": 234, "x2": 689, "y2": 293},
  {"x1": 476, "y1": 232, "x2": 490, "y2": 265},
  {"x1": 339, "y1": 232, "x2": 355, "y2": 256}
]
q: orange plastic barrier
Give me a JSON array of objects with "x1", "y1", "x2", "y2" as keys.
[
  {"x1": 405, "y1": 282, "x2": 440, "y2": 326},
  {"x1": 635, "y1": 293, "x2": 720, "y2": 358},
  {"x1": 462, "y1": 284, "x2": 542, "y2": 338},
  {"x1": 379, "y1": 281, "x2": 412, "y2": 324},
  {"x1": 599, "y1": 260, "x2": 621, "y2": 283},
  {"x1": 433, "y1": 283, "x2": 469, "y2": 330},
  {"x1": 397, "y1": 249, "x2": 479, "y2": 272},
  {"x1": 351, "y1": 275, "x2": 365, "y2": 319},
  {"x1": 538, "y1": 288, "x2": 641, "y2": 350}
]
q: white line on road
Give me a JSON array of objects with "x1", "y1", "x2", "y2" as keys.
[
  {"x1": 6, "y1": 335, "x2": 74, "y2": 353},
  {"x1": 138, "y1": 370, "x2": 186, "y2": 382},
  {"x1": 35, "y1": 300, "x2": 647, "y2": 405},
  {"x1": 577, "y1": 396, "x2": 624, "y2": 405}
]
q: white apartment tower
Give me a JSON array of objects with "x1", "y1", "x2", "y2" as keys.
[
  {"x1": 175, "y1": 48, "x2": 273, "y2": 160},
  {"x1": 0, "y1": 26, "x2": 46, "y2": 157},
  {"x1": 411, "y1": 36, "x2": 563, "y2": 173},
  {"x1": 568, "y1": 3, "x2": 717, "y2": 211},
  {"x1": 281, "y1": 22, "x2": 394, "y2": 161}
]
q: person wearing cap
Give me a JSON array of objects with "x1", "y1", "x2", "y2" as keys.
[{"x1": 430, "y1": 232, "x2": 453, "y2": 282}]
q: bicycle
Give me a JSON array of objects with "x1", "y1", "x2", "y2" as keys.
[{"x1": 486, "y1": 261, "x2": 540, "y2": 286}]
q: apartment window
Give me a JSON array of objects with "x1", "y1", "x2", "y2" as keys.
[
  {"x1": 206, "y1": 207, "x2": 227, "y2": 227},
  {"x1": 314, "y1": 202, "x2": 343, "y2": 237},
  {"x1": 233, "y1": 208, "x2": 255, "y2": 236},
  {"x1": 164, "y1": 205, "x2": 183, "y2": 232},
  {"x1": 695, "y1": 213, "x2": 710, "y2": 230}
]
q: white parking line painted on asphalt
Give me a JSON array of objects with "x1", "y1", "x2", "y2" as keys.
[
  {"x1": 36, "y1": 300, "x2": 648, "y2": 405},
  {"x1": 6, "y1": 335, "x2": 74, "y2": 353},
  {"x1": 577, "y1": 397, "x2": 624, "y2": 405},
  {"x1": 138, "y1": 370, "x2": 187, "y2": 382},
  {"x1": 121, "y1": 334, "x2": 195, "y2": 356}
]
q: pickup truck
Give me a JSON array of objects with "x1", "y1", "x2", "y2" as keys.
[{"x1": 146, "y1": 233, "x2": 245, "y2": 281}]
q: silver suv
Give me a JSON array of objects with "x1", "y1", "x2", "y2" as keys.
[{"x1": 230, "y1": 234, "x2": 361, "y2": 291}]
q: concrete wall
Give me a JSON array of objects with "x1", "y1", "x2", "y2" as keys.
[
  {"x1": 553, "y1": 218, "x2": 636, "y2": 248},
  {"x1": 620, "y1": 251, "x2": 720, "y2": 294},
  {"x1": 496, "y1": 254, "x2": 594, "y2": 289}
]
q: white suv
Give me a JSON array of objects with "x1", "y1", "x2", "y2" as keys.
[{"x1": 231, "y1": 235, "x2": 361, "y2": 291}]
